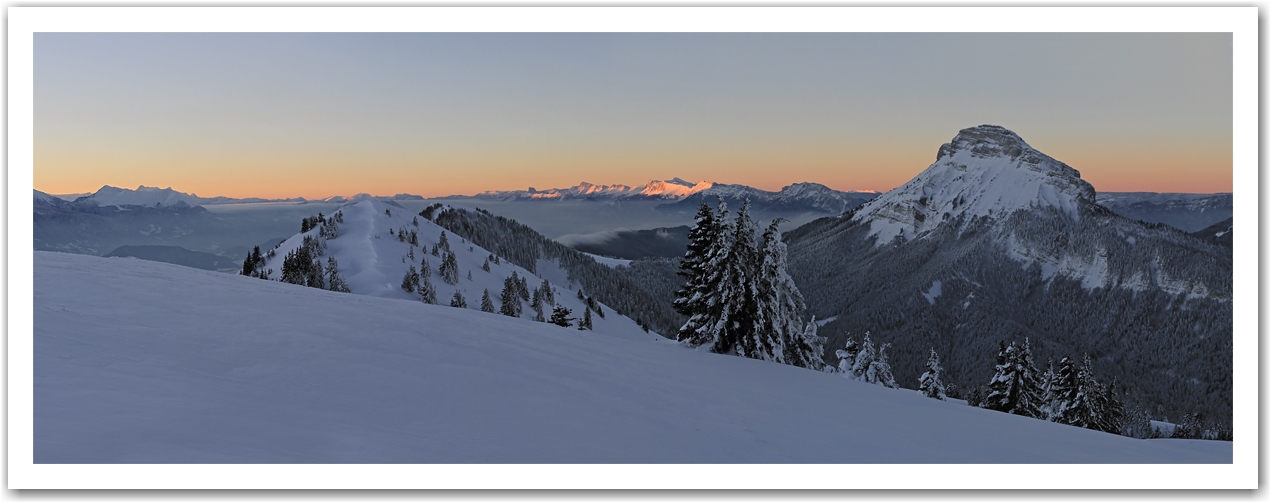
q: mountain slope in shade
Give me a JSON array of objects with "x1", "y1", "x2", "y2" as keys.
[
  {"x1": 34, "y1": 251, "x2": 1230, "y2": 466},
  {"x1": 784, "y1": 125, "x2": 1231, "y2": 425},
  {"x1": 658, "y1": 181, "x2": 878, "y2": 216},
  {"x1": 1191, "y1": 217, "x2": 1233, "y2": 248}
]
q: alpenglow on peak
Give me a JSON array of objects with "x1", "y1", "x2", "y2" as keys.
[{"x1": 853, "y1": 125, "x2": 1097, "y2": 245}]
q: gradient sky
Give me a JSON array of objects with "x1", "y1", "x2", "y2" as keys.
[{"x1": 34, "y1": 33, "x2": 1232, "y2": 199}]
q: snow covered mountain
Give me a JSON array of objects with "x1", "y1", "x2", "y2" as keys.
[
  {"x1": 75, "y1": 185, "x2": 203, "y2": 208},
  {"x1": 251, "y1": 199, "x2": 652, "y2": 341},
  {"x1": 784, "y1": 125, "x2": 1231, "y2": 426},
  {"x1": 470, "y1": 177, "x2": 715, "y2": 200},
  {"x1": 1097, "y1": 192, "x2": 1232, "y2": 232},
  {"x1": 852, "y1": 125, "x2": 1094, "y2": 244},
  {"x1": 66, "y1": 184, "x2": 323, "y2": 208},
  {"x1": 34, "y1": 250, "x2": 1231, "y2": 468},
  {"x1": 462, "y1": 177, "x2": 877, "y2": 216}
]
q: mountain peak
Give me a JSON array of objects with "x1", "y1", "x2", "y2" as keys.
[
  {"x1": 936, "y1": 124, "x2": 1032, "y2": 162},
  {"x1": 854, "y1": 126, "x2": 1096, "y2": 245}
]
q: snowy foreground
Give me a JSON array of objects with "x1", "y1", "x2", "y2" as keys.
[{"x1": 34, "y1": 251, "x2": 1229, "y2": 463}]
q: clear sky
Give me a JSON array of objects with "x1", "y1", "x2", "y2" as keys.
[{"x1": 34, "y1": 33, "x2": 1232, "y2": 199}]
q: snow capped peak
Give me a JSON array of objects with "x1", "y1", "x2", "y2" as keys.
[
  {"x1": 82, "y1": 185, "x2": 201, "y2": 208},
  {"x1": 477, "y1": 178, "x2": 715, "y2": 200},
  {"x1": 853, "y1": 125, "x2": 1096, "y2": 245}
]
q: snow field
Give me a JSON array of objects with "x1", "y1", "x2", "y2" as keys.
[{"x1": 35, "y1": 251, "x2": 1230, "y2": 464}]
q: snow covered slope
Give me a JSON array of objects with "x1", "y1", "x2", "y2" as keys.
[
  {"x1": 853, "y1": 125, "x2": 1096, "y2": 244},
  {"x1": 34, "y1": 250, "x2": 1230, "y2": 464},
  {"x1": 254, "y1": 199, "x2": 650, "y2": 341}
]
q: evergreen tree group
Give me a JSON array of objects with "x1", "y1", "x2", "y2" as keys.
[
  {"x1": 673, "y1": 199, "x2": 823, "y2": 368},
  {"x1": 835, "y1": 332, "x2": 896, "y2": 387},
  {"x1": 975, "y1": 341, "x2": 1127, "y2": 435},
  {"x1": 280, "y1": 236, "x2": 329, "y2": 289},
  {"x1": 241, "y1": 245, "x2": 267, "y2": 278},
  {"x1": 1046, "y1": 354, "x2": 1124, "y2": 433}
]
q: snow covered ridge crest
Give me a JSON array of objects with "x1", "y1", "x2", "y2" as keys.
[{"x1": 853, "y1": 125, "x2": 1097, "y2": 245}]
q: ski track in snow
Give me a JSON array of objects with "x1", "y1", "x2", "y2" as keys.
[{"x1": 35, "y1": 251, "x2": 1230, "y2": 464}]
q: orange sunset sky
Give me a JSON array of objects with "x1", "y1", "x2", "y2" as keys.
[{"x1": 35, "y1": 33, "x2": 1232, "y2": 199}]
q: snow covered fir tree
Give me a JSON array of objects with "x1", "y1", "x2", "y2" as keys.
[{"x1": 672, "y1": 199, "x2": 824, "y2": 369}]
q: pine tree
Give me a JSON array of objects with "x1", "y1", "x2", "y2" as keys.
[
  {"x1": 1051, "y1": 356, "x2": 1083, "y2": 425},
  {"x1": 438, "y1": 231, "x2": 451, "y2": 254},
  {"x1": 983, "y1": 340, "x2": 1043, "y2": 418},
  {"x1": 241, "y1": 245, "x2": 263, "y2": 276},
  {"x1": 836, "y1": 336, "x2": 862, "y2": 376},
  {"x1": 539, "y1": 279, "x2": 555, "y2": 305},
  {"x1": 531, "y1": 288, "x2": 545, "y2": 322},
  {"x1": 918, "y1": 348, "x2": 947, "y2": 400},
  {"x1": 401, "y1": 266, "x2": 418, "y2": 293},
  {"x1": 419, "y1": 271, "x2": 437, "y2": 304},
  {"x1": 549, "y1": 306, "x2": 572, "y2": 327},
  {"x1": 756, "y1": 218, "x2": 818, "y2": 368},
  {"x1": 499, "y1": 276, "x2": 522, "y2": 317},
  {"x1": 676, "y1": 198, "x2": 733, "y2": 351},
  {"x1": 439, "y1": 252, "x2": 459, "y2": 285},
  {"x1": 450, "y1": 290, "x2": 468, "y2": 308},
  {"x1": 326, "y1": 256, "x2": 351, "y2": 293},
  {"x1": 673, "y1": 201, "x2": 717, "y2": 319},
  {"x1": 512, "y1": 271, "x2": 530, "y2": 302},
  {"x1": 1040, "y1": 359, "x2": 1057, "y2": 420},
  {"x1": 1093, "y1": 379, "x2": 1125, "y2": 434},
  {"x1": 868, "y1": 342, "x2": 897, "y2": 388},
  {"x1": 787, "y1": 318, "x2": 826, "y2": 371},
  {"x1": 724, "y1": 200, "x2": 761, "y2": 358},
  {"x1": 480, "y1": 289, "x2": 496, "y2": 313},
  {"x1": 579, "y1": 307, "x2": 593, "y2": 331}
]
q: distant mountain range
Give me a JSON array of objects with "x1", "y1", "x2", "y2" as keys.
[
  {"x1": 1095, "y1": 192, "x2": 1232, "y2": 232},
  {"x1": 460, "y1": 178, "x2": 882, "y2": 219},
  {"x1": 466, "y1": 177, "x2": 717, "y2": 200}
]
